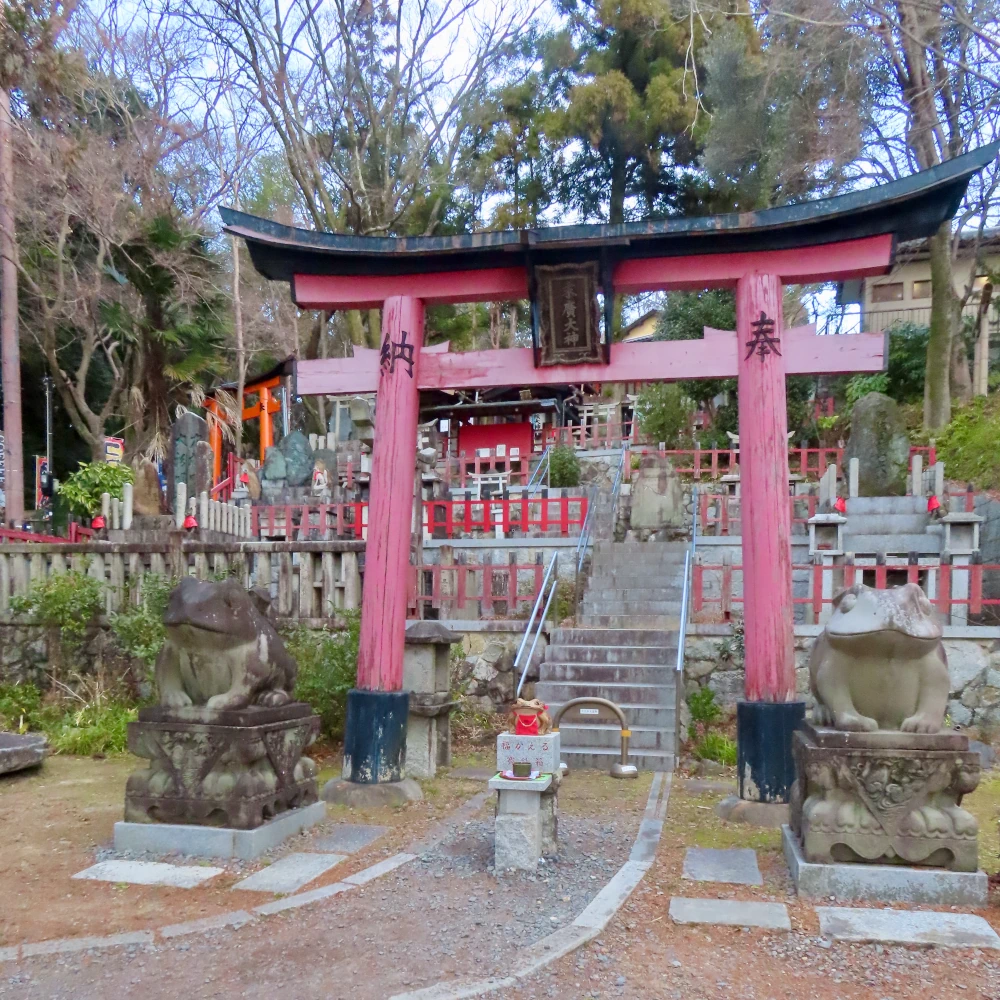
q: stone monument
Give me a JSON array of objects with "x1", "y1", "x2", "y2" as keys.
[
  {"x1": 117, "y1": 577, "x2": 324, "y2": 857},
  {"x1": 167, "y1": 410, "x2": 210, "y2": 506},
  {"x1": 786, "y1": 582, "x2": 987, "y2": 904},
  {"x1": 843, "y1": 392, "x2": 910, "y2": 496},
  {"x1": 402, "y1": 621, "x2": 456, "y2": 780},
  {"x1": 132, "y1": 458, "x2": 163, "y2": 516}
]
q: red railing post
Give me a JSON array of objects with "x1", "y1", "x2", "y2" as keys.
[
  {"x1": 966, "y1": 483, "x2": 974, "y2": 513},
  {"x1": 970, "y1": 554, "x2": 983, "y2": 617},
  {"x1": 721, "y1": 554, "x2": 732, "y2": 620},
  {"x1": 812, "y1": 559, "x2": 823, "y2": 620},
  {"x1": 844, "y1": 553, "x2": 856, "y2": 589},
  {"x1": 721, "y1": 494, "x2": 730, "y2": 536},
  {"x1": 875, "y1": 554, "x2": 887, "y2": 591},
  {"x1": 907, "y1": 552, "x2": 919, "y2": 586},
  {"x1": 692, "y1": 553, "x2": 704, "y2": 614},
  {"x1": 711, "y1": 448, "x2": 719, "y2": 479},
  {"x1": 693, "y1": 443, "x2": 702, "y2": 480},
  {"x1": 938, "y1": 556, "x2": 952, "y2": 621}
]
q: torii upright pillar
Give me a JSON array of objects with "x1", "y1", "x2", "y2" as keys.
[
  {"x1": 734, "y1": 272, "x2": 802, "y2": 802},
  {"x1": 341, "y1": 296, "x2": 425, "y2": 789}
]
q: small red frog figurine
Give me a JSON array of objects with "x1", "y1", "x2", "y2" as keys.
[{"x1": 507, "y1": 697, "x2": 552, "y2": 736}]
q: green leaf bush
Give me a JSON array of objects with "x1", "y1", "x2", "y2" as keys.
[
  {"x1": 9, "y1": 571, "x2": 103, "y2": 653},
  {"x1": 286, "y1": 612, "x2": 360, "y2": 739},
  {"x1": 57, "y1": 462, "x2": 135, "y2": 518},
  {"x1": 548, "y1": 445, "x2": 581, "y2": 488}
]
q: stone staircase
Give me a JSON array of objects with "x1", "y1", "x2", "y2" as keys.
[
  {"x1": 843, "y1": 495, "x2": 942, "y2": 555},
  {"x1": 536, "y1": 541, "x2": 686, "y2": 772}
]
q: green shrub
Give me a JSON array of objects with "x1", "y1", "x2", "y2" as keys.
[
  {"x1": 0, "y1": 682, "x2": 48, "y2": 732},
  {"x1": 286, "y1": 612, "x2": 360, "y2": 739},
  {"x1": 57, "y1": 462, "x2": 135, "y2": 517},
  {"x1": 9, "y1": 571, "x2": 103, "y2": 653},
  {"x1": 694, "y1": 730, "x2": 737, "y2": 766},
  {"x1": 47, "y1": 700, "x2": 137, "y2": 755},
  {"x1": 110, "y1": 575, "x2": 174, "y2": 667},
  {"x1": 635, "y1": 383, "x2": 692, "y2": 447},
  {"x1": 936, "y1": 394, "x2": 1000, "y2": 490},
  {"x1": 548, "y1": 446, "x2": 581, "y2": 488},
  {"x1": 845, "y1": 374, "x2": 889, "y2": 408},
  {"x1": 687, "y1": 686, "x2": 721, "y2": 728}
]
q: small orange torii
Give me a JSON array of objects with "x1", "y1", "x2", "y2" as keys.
[{"x1": 204, "y1": 358, "x2": 294, "y2": 483}]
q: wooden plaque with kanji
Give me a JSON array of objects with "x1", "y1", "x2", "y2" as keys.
[{"x1": 536, "y1": 262, "x2": 604, "y2": 366}]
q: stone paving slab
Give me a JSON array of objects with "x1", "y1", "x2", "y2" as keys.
[
  {"x1": 159, "y1": 911, "x2": 254, "y2": 939},
  {"x1": 313, "y1": 824, "x2": 390, "y2": 854},
  {"x1": 669, "y1": 897, "x2": 791, "y2": 930},
  {"x1": 681, "y1": 847, "x2": 763, "y2": 885},
  {"x1": 232, "y1": 852, "x2": 346, "y2": 893},
  {"x1": 816, "y1": 906, "x2": 1000, "y2": 949},
  {"x1": 72, "y1": 860, "x2": 224, "y2": 889},
  {"x1": 252, "y1": 881, "x2": 355, "y2": 915},
  {"x1": 343, "y1": 852, "x2": 416, "y2": 885},
  {"x1": 21, "y1": 931, "x2": 154, "y2": 958}
]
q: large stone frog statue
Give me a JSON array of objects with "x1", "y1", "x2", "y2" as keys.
[
  {"x1": 809, "y1": 582, "x2": 949, "y2": 733},
  {"x1": 793, "y1": 582, "x2": 981, "y2": 871},
  {"x1": 156, "y1": 576, "x2": 297, "y2": 711},
  {"x1": 124, "y1": 577, "x2": 318, "y2": 829}
]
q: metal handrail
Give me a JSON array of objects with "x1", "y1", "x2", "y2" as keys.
[
  {"x1": 524, "y1": 446, "x2": 551, "y2": 496},
  {"x1": 515, "y1": 551, "x2": 559, "y2": 697},
  {"x1": 675, "y1": 485, "x2": 698, "y2": 673}
]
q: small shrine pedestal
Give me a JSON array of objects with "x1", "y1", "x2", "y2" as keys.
[{"x1": 491, "y1": 732, "x2": 561, "y2": 871}]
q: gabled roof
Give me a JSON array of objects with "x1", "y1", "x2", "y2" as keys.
[{"x1": 222, "y1": 142, "x2": 999, "y2": 281}]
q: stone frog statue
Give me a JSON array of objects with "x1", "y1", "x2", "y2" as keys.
[
  {"x1": 156, "y1": 576, "x2": 297, "y2": 711},
  {"x1": 809, "y1": 582, "x2": 949, "y2": 733}
]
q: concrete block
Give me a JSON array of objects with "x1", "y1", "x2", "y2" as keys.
[
  {"x1": 322, "y1": 777, "x2": 423, "y2": 807},
  {"x1": 406, "y1": 715, "x2": 437, "y2": 779},
  {"x1": 668, "y1": 897, "x2": 791, "y2": 931},
  {"x1": 682, "y1": 847, "x2": 763, "y2": 886},
  {"x1": 253, "y1": 881, "x2": 354, "y2": 915},
  {"x1": 496, "y1": 733, "x2": 560, "y2": 775},
  {"x1": 342, "y1": 852, "x2": 415, "y2": 885},
  {"x1": 495, "y1": 788, "x2": 543, "y2": 817},
  {"x1": 313, "y1": 824, "x2": 389, "y2": 854},
  {"x1": 21, "y1": 931, "x2": 154, "y2": 957},
  {"x1": 816, "y1": 906, "x2": 1000, "y2": 949},
  {"x1": 72, "y1": 860, "x2": 223, "y2": 888},
  {"x1": 540, "y1": 789, "x2": 558, "y2": 856},
  {"x1": 113, "y1": 801, "x2": 326, "y2": 860},
  {"x1": 159, "y1": 911, "x2": 254, "y2": 939},
  {"x1": 233, "y1": 852, "x2": 346, "y2": 893},
  {"x1": 782, "y1": 825, "x2": 988, "y2": 906},
  {"x1": 494, "y1": 813, "x2": 541, "y2": 871},
  {"x1": 0, "y1": 732, "x2": 47, "y2": 774}
]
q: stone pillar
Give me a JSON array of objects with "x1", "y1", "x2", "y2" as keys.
[
  {"x1": 344, "y1": 295, "x2": 425, "y2": 785},
  {"x1": 735, "y1": 272, "x2": 804, "y2": 803},
  {"x1": 848, "y1": 458, "x2": 860, "y2": 498},
  {"x1": 402, "y1": 621, "x2": 455, "y2": 779}
]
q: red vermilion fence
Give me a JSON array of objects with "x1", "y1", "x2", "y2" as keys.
[
  {"x1": 252, "y1": 495, "x2": 588, "y2": 540},
  {"x1": 692, "y1": 558, "x2": 1000, "y2": 623},
  {"x1": 408, "y1": 559, "x2": 546, "y2": 619}
]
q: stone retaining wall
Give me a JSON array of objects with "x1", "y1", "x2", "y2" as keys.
[{"x1": 684, "y1": 624, "x2": 1000, "y2": 732}]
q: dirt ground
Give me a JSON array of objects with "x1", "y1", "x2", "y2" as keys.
[
  {"x1": 1, "y1": 754, "x2": 998, "y2": 1000},
  {"x1": 0, "y1": 752, "x2": 484, "y2": 947}
]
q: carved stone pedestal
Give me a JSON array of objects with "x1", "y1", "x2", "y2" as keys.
[
  {"x1": 124, "y1": 703, "x2": 319, "y2": 829},
  {"x1": 791, "y1": 724, "x2": 980, "y2": 872}
]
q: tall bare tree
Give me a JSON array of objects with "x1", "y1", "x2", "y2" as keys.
[
  {"x1": 177, "y1": 0, "x2": 534, "y2": 348},
  {"x1": 0, "y1": 0, "x2": 78, "y2": 521}
]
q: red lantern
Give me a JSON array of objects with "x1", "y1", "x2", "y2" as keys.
[
  {"x1": 91, "y1": 515, "x2": 106, "y2": 530},
  {"x1": 183, "y1": 514, "x2": 198, "y2": 530}
]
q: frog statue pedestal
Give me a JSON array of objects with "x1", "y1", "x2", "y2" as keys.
[
  {"x1": 784, "y1": 582, "x2": 988, "y2": 905},
  {"x1": 115, "y1": 578, "x2": 325, "y2": 859}
]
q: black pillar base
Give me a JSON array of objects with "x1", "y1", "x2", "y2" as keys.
[
  {"x1": 737, "y1": 700, "x2": 805, "y2": 803},
  {"x1": 342, "y1": 688, "x2": 409, "y2": 784}
]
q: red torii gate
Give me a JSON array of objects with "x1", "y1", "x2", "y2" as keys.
[{"x1": 223, "y1": 140, "x2": 998, "y2": 801}]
